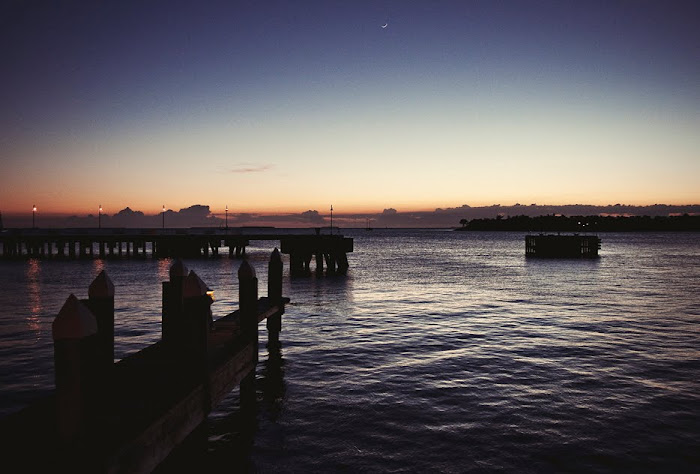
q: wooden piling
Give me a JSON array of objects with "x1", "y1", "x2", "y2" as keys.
[
  {"x1": 182, "y1": 270, "x2": 214, "y2": 407},
  {"x1": 324, "y1": 253, "x2": 336, "y2": 274},
  {"x1": 267, "y1": 249, "x2": 283, "y2": 347},
  {"x1": 52, "y1": 294, "x2": 99, "y2": 442},
  {"x1": 83, "y1": 270, "x2": 115, "y2": 369},
  {"x1": 315, "y1": 252, "x2": 323, "y2": 274},
  {"x1": 238, "y1": 260, "x2": 258, "y2": 416},
  {"x1": 162, "y1": 259, "x2": 188, "y2": 346}
]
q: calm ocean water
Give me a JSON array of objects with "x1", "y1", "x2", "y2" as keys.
[{"x1": 1, "y1": 230, "x2": 699, "y2": 472}]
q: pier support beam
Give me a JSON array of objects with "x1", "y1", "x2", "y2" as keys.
[{"x1": 315, "y1": 252, "x2": 323, "y2": 274}]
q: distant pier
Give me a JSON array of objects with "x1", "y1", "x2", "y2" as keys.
[
  {"x1": 525, "y1": 234, "x2": 601, "y2": 258},
  {"x1": 0, "y1": 228, "x2": 353, "y2": 275}
]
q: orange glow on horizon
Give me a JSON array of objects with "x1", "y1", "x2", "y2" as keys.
[{"x1": 2, "y1": 198, "x2": 699, "y2": 219}]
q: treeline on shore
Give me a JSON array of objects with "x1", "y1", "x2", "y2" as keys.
[{"x1": 456, "y1": 214, "x2": 700, "y2": 232}]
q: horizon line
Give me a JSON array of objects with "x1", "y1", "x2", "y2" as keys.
[{"x1": 2, "y1": 202, "x2": 699, "y2": 218}]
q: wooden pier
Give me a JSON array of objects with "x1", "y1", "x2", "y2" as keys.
[
  {"x1": 0, "y1": 228, "x2": 353, "y2": 275},
  {"x1": 0, "y1": 250, "x2": 288, "y2": 473},
  {"x1": 525, "y1": 234, "x2": 601, "y2": 258}
]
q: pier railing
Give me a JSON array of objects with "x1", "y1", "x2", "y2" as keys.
[{"x1": 0, "y1": 249, "x2": 288, "y2": 473}]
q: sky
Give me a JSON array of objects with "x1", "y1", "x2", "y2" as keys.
[{"x1": 1, "y1": 0, "x2": 699, "y2": 222}]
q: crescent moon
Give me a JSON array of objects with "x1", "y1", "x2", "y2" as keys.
[{"x1": 381, "y1": 23, "x2": 388, "y2": 28}]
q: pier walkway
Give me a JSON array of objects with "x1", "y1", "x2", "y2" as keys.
[
  {"x1": 0, "y1": 228, "x2": 353, "y2": 275},
  {"x1": 0, "y1": 251, "x2": 287, "y2": 473}
]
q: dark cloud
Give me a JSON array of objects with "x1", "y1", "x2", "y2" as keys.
[
  {"x1": 230, "y1": 213, "x2": 255, "y2": 224},
  {"x1": 299, "y1": 210, "x2": 325, "y2": 224},
  {"x1": 177, "y1": 205, "x2": 211, "y2": 216},
  {"x1": 229, "y1": 164, "x2": 274, "y2": 174},
  {"x1": 110, "y1": 207, "x2": 150, "y2": 227}
]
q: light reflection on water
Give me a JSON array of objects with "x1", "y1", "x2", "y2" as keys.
[
  {"x1": 25, "y1": 259, "x2": 42, "y2": 338},
  {"x1": 0, "y1": 231, "x2": 699, "y2": 472}
]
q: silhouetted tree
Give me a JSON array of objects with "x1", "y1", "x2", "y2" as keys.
[{"x1": 454, "y1": 214, "x2": 700, "y2": 232}]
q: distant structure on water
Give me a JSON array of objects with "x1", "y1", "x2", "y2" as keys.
[{"x1": 525, "y1": 234, "x2": 601, "y2": 258}]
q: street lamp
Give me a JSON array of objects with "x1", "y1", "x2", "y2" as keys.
[
  {"x1": 162, "y1": 205, "x2": 165, "y2": 229},
  {"x1": 99, "y1": 204, "x2": 102, "y2": 229},
  {"x1": 32, "y1": 204, "x2": 36, "y2": 229},
  {"x1": 225, "y1": 205, "x2": 228, "y2": 230},
  {"x1": 330, "y1": 204, "x2": 333, "y2": 235}
]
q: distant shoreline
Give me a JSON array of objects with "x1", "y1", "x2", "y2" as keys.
[{"x1": 454, "y1": 215, "x2": 700, "y2": 232}]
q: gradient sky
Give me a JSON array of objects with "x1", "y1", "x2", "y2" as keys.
[{"x1": 1, "y1": 0, "x2": 698, "y2": 217}]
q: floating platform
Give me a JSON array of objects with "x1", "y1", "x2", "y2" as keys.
[{"x1": 525, "y1": 234, "x2": 601, "y2": 258}]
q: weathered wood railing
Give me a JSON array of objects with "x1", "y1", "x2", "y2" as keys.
[{"x1": 0, "y1": 249, "x2": 288, "y2": 473}]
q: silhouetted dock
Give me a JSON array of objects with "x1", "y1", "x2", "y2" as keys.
[
  {"x1": 0, "y1": 228, "x2": 353, "y2": 275},
  {"x1": 525, "y1": 234, "x2": 601, "y2": 258},
  {"x1": 0, "y1": 251, "x2": 287, "y2": 473}
]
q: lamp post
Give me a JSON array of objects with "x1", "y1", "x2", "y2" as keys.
[
  {"x1": 225, "y1": 205, "x2": 228, "y2": 230},
  {"x1": 162, "y1": 205, "x2": 165, "y2": 229},
  {"x1": 32, "y1": 205, "x2": 36, "y2": 229},
  {"x1": 330, "y1": 204, "x2": 333, "y2": 235},
  {"x1": 98, "y1": 205, "x2": 102, "y2": 229}
]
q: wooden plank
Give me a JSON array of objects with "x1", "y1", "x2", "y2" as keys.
[{"x1": 105, "y1": 343, "x2": 256, "y2": 474}]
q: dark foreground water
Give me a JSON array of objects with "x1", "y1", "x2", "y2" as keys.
[{"x1": 1, "y1": 230, "x2": 699, "y2": 472}]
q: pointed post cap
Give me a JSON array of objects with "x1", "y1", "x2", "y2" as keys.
[
  {"x1": 53, "y1": 294, "x2": 98, "y2": 341},
  {"x1": 238, "y1": 260, "x2": 256, "y2": 280},
  {"x1": 183, "y1": 270, "x2": 212, "y2": 299},
  {"x1": 88, "y1": 270, "x2": 114, "y2": 299},
  {"x1": 270, "y1": 247, "x2": 282, "y2": 263},
  {"x1": 169, "y1": 259, "x2": 189, "y2": 280}
]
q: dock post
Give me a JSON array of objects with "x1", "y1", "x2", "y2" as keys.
[
  {"x1": 238, "y1": 261, "x2": 258, "y2": 417},
  {"x1": 162, "y1": 259, "x2": 188, "y2": 346},
  {"x1": 267, "y1": 248, "x2": 283, "y2": 347},
  {"x1": 83, "y1": 270, "x2": 115, "y2": 370},
  {"x1": 182, "y1": 271, "x2": 213, "y2": 402},
  {"x1": 52, "y1": 294, "x2": 99, "y2": 442}
]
